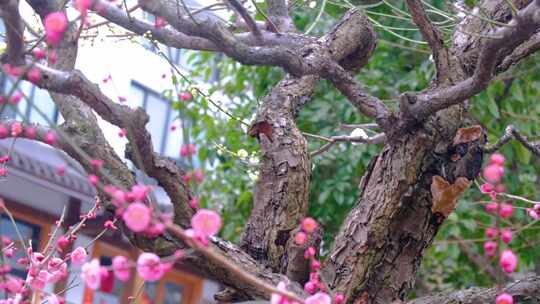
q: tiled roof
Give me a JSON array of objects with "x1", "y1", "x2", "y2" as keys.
[{"x1": 0, "y1": 139, "x2": 95, "y2": 196}]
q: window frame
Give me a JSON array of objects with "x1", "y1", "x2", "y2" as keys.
[
  {"x1": 135, "y1": 264, "x2": 204, "y2": 304},
  {"x1": 0, "y1": 73, "x2": 60, "y2": 124},
  {"x1": 130, "y1": 82, "x2": 174, "y2": 156}
]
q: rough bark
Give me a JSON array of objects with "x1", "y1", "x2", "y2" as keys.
[
  {"x1": 321, "y1": 1, "x2": 525, "y2": 302},
  {"x1": 409, "y1": 275, "x2": 540, "y2": 304},
  {"x1": 2, "y1": 0, "x2": 540, "y2": 302},
  {"x1": 241, "y1": 9, "x2": 378, "y2": 276}
]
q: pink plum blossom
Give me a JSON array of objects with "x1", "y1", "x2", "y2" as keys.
[
  {"x1": 154, "y1": 17, "x2": 167, "y2": 28},
  {"x1": 44, "y1": 12, "x2": 68, "y2": 46},
  {"x1": 123, "y1": 202, "x2": 151, "y2": 232},
  {"x1": 32, "y1": 48, "x2": 46, "y2": 59},
  {"x1": 485, "y1": 227, "x2": 497, "y2": 238},
  {"x1": 56, "y1": 235, "x2": 70, "y2": 252},
  {"x1": 56, "y1": 165, "x2": 66, "y2": 176},
  {"x1": 295, "y1": 231, "x2": 307, "y2": 245},
  {"x1": 27, "y1": 69, "x2": 41, "y2": 84},
  {"x1": 484, "y1": 241, "x2": 497, "y2": 257},
  {"x1": 304, "y1": 246, "x2": 316, "y2": 259},
  {"x1": 528, "y1": 208, "x2": 539, "y2": 220},
  {"x1": 70, "y1": 247, "x2": 87, "y2": 265},
  {"x1": 271, "y1": 282, "x2": 298, "y2": 304},
  {"x1": 81, "y1": 259, "x2": 101, "y2": 290},
  {"x1": 130, "y1": 185, "x2": 149, "y2": 202},
  {"x1": 490, "y1": 153, "x2": 505, "y2": 166},
  {"x1": 10, "y1": 122, "x2": 22, "y2": 137},
  {"x1": 301, "y1": 217, "x2": 318, "y2": 234},
  {"x1": 88, "y1": 174, "x2": 99, "y2": 186},
  {"x1": 483, "y1": 164, "x2": 504, "y2": 184},
  {"x1": 304, "y1": 281, "x2": 316, "y2": 294},
  {"x1": 191, "y1": 209, "x2": 222, "y2": 238},
  {"x1": 75, "y1": 0, "x2": 92, "y2": 16},
  {"x1": 501, "y1": 229, "x2": 512, "y2": 244},
  {"x1": 189, "y1": 197, "x2": 199, "y2": 209},
  {"x1": 485, "y1": 202, "x2": 498, "y2": 214},
  {"x1": 137, "y1": 253, "x2": 164, "y2": 282},
  {"x1": 24, "y1": 127, "x2": 36, "y2": 139},
  {"x1": 480, "y1": 183, "x2": 494, "y2": 193},
  {"x1": 193, "y1": 169, "x2": 204, "y2": 183},
  {"x1": 334, "y1": 294, "x2": 345, "y2": 304},
  {"x1": 45, "y1": 131, "x2": 56, "y2": 145},
  {"x1": 499, "y1": 203, "x2": 513, "y2": 219},
  {"x1": 46, "y1": 295, "x2": 60, "y2": 304},
  {"x1": 499, "y1": 249, "x2": 517, "y2": 273},
  {"x1": 305, "y1": 292, "x2": 331, "y2": 304},
  {"x1": 112, "y1": 256, "x2": 131, "y2": 282},
  {"x1": 179, "y1": 91, "x2": 192, "y2": 101},
  {"x1": 496, "y1": 293, "x2": 513, "y2": 304}
]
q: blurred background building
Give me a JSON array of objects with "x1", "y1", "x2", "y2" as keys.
[{"x1": 0, "y1": 1, "x2": 222, "y2": 303}]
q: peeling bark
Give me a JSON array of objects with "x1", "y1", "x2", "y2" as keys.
[{"x1": 241, "y1": 10, "x2": 378, "y2": 276}]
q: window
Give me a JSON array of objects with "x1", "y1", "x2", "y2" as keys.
[
  {"x1": 140, "y1": 12, "x2": 183, "y2": 66},
  {"x1": 129, "y1": 82, "x2": 182, "y2": 158},
  {"x1": 0, "y1": 215, "x2": 41, "y2": 278},
  {"x1": 85, "y1": 242, "x2": 204, "y2": 304},
  {"x1": 139, "y1": 267, "x2": 203, "y2": 304},
  {"x1": 0, "y1": 73, "x2": 60, "y2": 125}
]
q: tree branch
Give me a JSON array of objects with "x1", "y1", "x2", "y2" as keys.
[
  {"x1": 406, "y1": 0, "x2": 450, "y2": 82},
  {"x1": 406, "y1": 0, "x2": 540, "y2": 120},
  {"x1": 0, "y1": 119, "x2": 69, "y2": 150},
  {"x1": 138, "y1": 0, "x2": 309, "y2": 75},
  {"x1": 266, "y1": 0, "x2": 294, "y2": 32},
  {"x1": 91, "y1": 0, "x2": 219, "y2": 52},
  {"x1": 497, "y1": 32, "x2": 540, "y2": 73},
  {"x1": 321, "y1": 61, "x2": 395, "y2": 131},
  {"x1": 482, "y1": 125, "x2": 540, "y2": 156},
  {"x1": 456, "y1": 238, "x2": 508, "y2": 281},
  {"x1": 311, "y1": 133, "x2": 386, "y2": 157},
  {"x1": 408, "y1": 275, "x2": 540, "y2": 304},
  {"x1": 226, "y1": 0, "x2": 262, "y2": 41},
  {"x1": 0, "y1": 0, "x2": 25, "y2": 65},
  {"x1": 240, "y1": 8, "x2": 380, "y2": 276}
]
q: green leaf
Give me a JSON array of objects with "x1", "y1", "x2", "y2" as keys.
[{"x1": 514, "y1": 142, "x2": 531, "y2": 164}]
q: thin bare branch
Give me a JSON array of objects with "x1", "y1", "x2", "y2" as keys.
[
  {"x1": 166, "y1": 223, "x2": 306, "y2": 303},
  {"x1": 311, "y1": 133, "x2": 386, "y2": 157},
  {"x1": 406, "y1": 0, "x2": 450, "y2": 81},
  {"x1": 321, "y1": 61, "x2": 395, "y2": 130},
  {"x1": 0, "y1": 0, "x2": 25, "y2": 65},
  {"x1": 482, "y1": 125, "x2": 540, "y2": 156},
  {"x1": 407, "y1": 0, "x2": 540, "y2": 120},
  {"x1": 409, "y1": 275, "x2": 540, "y2": 304},
  {"x1": 455, "y1": 237, "x2": 509, "y2": 281},
  {"x1": 226, "y1": 0, "x2": 262, "y2": 41},
  {"x1": 266, "y1": 0, "x2": 294, "y2": 31},
  {"x1": 497, "y1": 32, "x2": 540, "y2": 73}
]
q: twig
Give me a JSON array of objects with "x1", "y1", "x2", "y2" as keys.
[
  {"x1": 165, "y1": 223, "x2": 305, "y2": 303},
  {"x1": 311, "y1": 133, "x2": 386, "y2": 157},
  {"x1": 226, "y1": 0, "x2": 262, "y2": 41},
  {"x1": 249, "y1": 0, "x2": 279, "y2": 33},
  {"x1": 482, "y1": 125, "x2": 540, "y2": 156}
]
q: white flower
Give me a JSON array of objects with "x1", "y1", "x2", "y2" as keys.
[
  {"x1": 248, "y1": 171, "x2": 259, "y2": 182},
  {"x1": 237, "y1": 149, "x2": 249, "y2": 159},
  {"x1": 309, "y1": 1, "x2": 317, "y2": 8},
  {"x1": 350, "y1": 128, "x2": 368, "y2": 146},
  {"x1": 249, "y1": 155, "x2": 259, "y2": 165}
]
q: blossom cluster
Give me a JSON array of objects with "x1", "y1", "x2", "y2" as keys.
[
  {"x1": 480, "y1": 154, "x2": 525, "y2": 304},
  {"x1": 271, "y1": 217, "x2": 344, "y2": 304}
]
